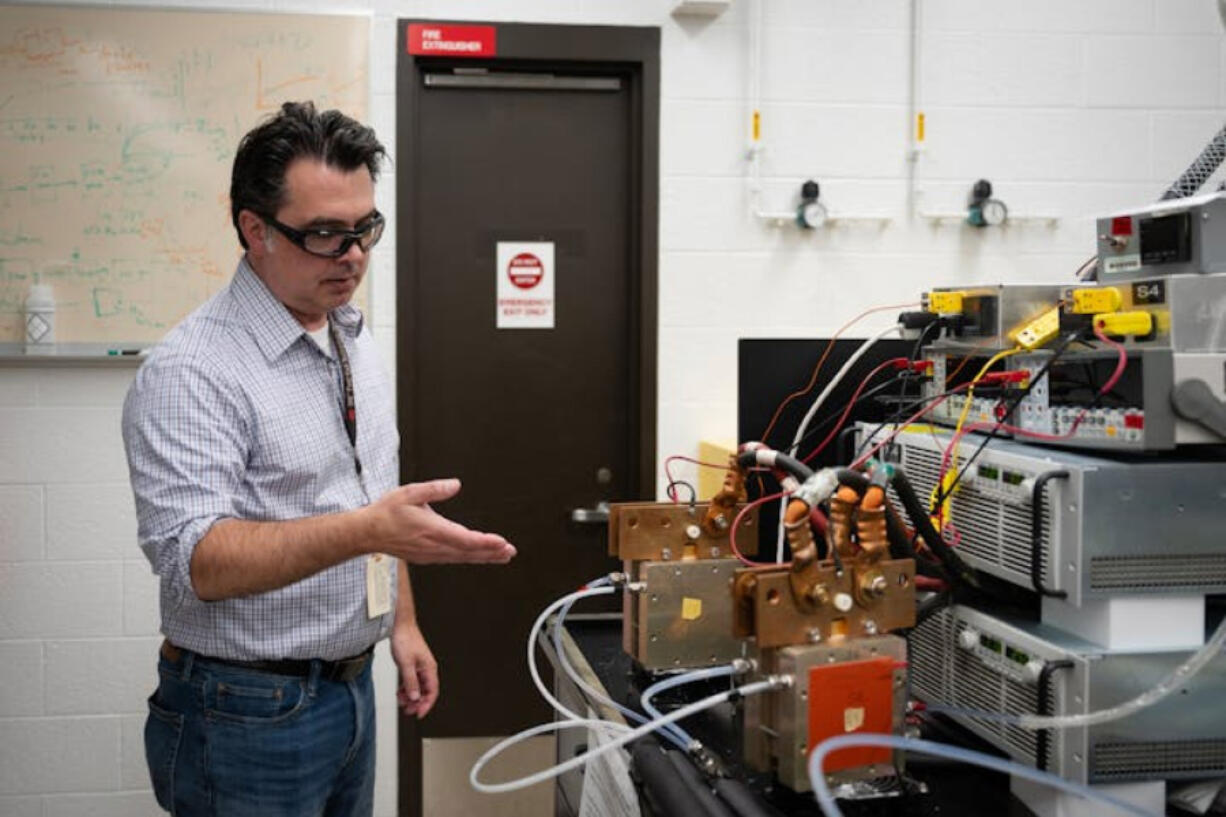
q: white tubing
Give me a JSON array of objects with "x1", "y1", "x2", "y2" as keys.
[
  {"x1": 471, "y1": 678, "x2": 785, "y2": 794},
  {"x1": 552, "y1": 585, "x2": 691, "y2": 751},
  {"x1": 929, "y1": 614, "x2": 1226, "y2": 730},
  {"x1": 639, "y1": 663, "x2": 743, "y2": 746},
  {"x1": 527, "y1": 583, "x2": 631, "y2": 732},
  {"x1": 807, "y1": 734, "x2": 1159, "y2": 817},
  {"x1": 776, "y1": 323, "x2": 903, "y2": 561}
]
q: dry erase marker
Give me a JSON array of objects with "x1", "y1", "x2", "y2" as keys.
[{"x1": 107, "y1": 349, "x2": 143, "y2": 356}]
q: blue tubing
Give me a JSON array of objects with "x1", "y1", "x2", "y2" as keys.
[
  {"x1": 553, "y1": 581, "x2": 691, "y2": 751},
  {"x1": 806, "y1": 733, "x2": 1160, "y2": 817}
]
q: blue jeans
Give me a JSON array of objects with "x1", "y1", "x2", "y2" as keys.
[{"x1": 145, "y1": 649, "x2": 375, "y2": 817}]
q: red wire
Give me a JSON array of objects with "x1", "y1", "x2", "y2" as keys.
[
  {"x1": 663, "y1": 454, "x2": 733, "y2": 503},
  {"x1": 729, "y1": 489, "x2": 791, "y2": 567},
  {"x1": 758, "y1": 302, "x2": 920, "y2": 445},
  {"x1": 1093, "y1": 322, "x2": 1129, "y2": 395},
  {"x1": 800, "y1": 357, "x2": 907, "y2": 464},
  {"x1": 933, "y1": 325, "x2": 1130, "y2": 520},
  {"x1": 850, "y1": 385, "x2": 968, "y2": 469}
]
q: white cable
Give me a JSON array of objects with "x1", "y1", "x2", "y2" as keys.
[
  {"x1": 551, "y1": 584, "x2": 692, "y2": 750},
  {"x1": 527, "y1": 583, "x2": 631, "y2": 732},
  {"x1": 471, "y1": 677, "x2": 785, "y2": 794},
  {"x1": 807, "y1": 734, "x2": 1158, "y2": 817},
  {"x1": 775, "y1": 323, "x2": 903, "y2": 561}
]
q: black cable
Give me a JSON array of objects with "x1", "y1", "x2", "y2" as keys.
[
  {"x1": 914, "y1": 590, "x2": 952, "y2": 629},
  {"x1": 1030, "y1": 471, "x2": 1069, "y2": 599},
  {"x1": 736, "y1": 449, "x2": 814, "y2": 483},
  {"x1": 849, "y1": 384, "x2": 969, "y2": 465},
  {"x1": 897, "y1": 320, "x2": 939, "y2": 420},
  {"x1": 891, "y1": 467, "x2": 979, "y2": 590},
  {"x1": 1035, "y1": 660, "x2": 1074, "y2": 772},
  {"x1": 930, "y1": 331, "x2": 1084, "y2": 514},
  {"x1": 784, "y1": 374, "x2": 907, "y2": 459},
  {"x1": 666, "y1": 480, "x2": 698, "y2": 507}
]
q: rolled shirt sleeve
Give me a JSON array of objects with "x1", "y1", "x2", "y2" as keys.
[{"x1": 122, "y1": 351, "x2": 249, "y2": 609}]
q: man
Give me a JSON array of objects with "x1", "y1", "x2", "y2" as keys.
[{"x1": 122, "y1": 101, "x2": 515, "y2": 816}]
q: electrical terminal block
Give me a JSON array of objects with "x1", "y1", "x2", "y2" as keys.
[
  {"x1": 926, "y1": 290, "x2": 965, "y2": 315},
  {"x1": 1011, "y1": 306, "x2": 1061, "y2": 350},
  {"x1": 1094, "y1": 310, "x2": 1153, "y2": 337},
  {"x1": 1069, "y1": 287, "x2": 1122, "y2": 315}
]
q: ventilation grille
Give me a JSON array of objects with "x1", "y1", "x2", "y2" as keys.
[
  {"x1": 948, "y1": 620, "x2": 1059, "y2": 766},
  {"x1": 1090, "y1": 554, "x2": 1226, "y2": 591},
  {"x1": 888, "y1": 444, "x2": 1052, "y2": 586},
  {"x1": 908, "y1": 607, "x2": 951, "y2": 702},
  {"x1": 1093, "y1": 740, "x2": 1226, "y2": 780}
]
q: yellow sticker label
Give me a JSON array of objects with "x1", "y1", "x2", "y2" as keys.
[
  {"x1": 844, "y1": 706, "x2": 866, "y2": 732},
  {"x1": 681, "y1": 597, "x2": 703, "y2": 621}
]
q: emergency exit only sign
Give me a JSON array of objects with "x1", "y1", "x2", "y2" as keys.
[
  {"x1": 496, "y1": 242, "x2": 554, "y2": 329},
  {"x1": 406, "y1": 24, "x2": 497, "y2": 56}
]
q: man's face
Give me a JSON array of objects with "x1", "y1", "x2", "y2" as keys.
[{"x1": 242, "y1": 158, "x2": 377, "y2": 329}]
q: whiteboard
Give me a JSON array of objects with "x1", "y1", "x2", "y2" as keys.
[{"x1": 0, "y1": 5, "x2": 370, "y2": 344}]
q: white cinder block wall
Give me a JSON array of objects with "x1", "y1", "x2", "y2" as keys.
[{"x1": 1, "y1": 0, "x2": 1223, "y2": 814}]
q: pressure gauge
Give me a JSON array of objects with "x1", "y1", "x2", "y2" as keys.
[
  {"x1": 798, "y1": 200, "x2": 828, "y2": 229},
  {"x1": 795, "y1": 178, "x2": 826, "y2": 229},
  {"x1": 980, "y1": 199, "x2": 1008, "y2": 226},
  {"x1": 966, "y1": 178, "x2": 1008, "y2": 227}
]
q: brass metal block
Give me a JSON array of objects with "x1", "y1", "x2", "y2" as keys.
[
  {"x1": 735, "y1": 560, "x2": 916, "y2": 649},
  {"x1": 608, "y1": 501, "x2": 758, "y2": 560}
]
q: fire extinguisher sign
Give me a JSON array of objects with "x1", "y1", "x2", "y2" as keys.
[{"x1": 496, "y1": 241, "x2": 554, "y2": 329}]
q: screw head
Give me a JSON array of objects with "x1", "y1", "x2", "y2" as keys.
[
  {"x1": 864, "y1": 619, "x2": 879, "y2": 635},
  {"x1": 661, "y1": 547, "x2": 672, "y2": 561},
  {"x1": 685, "y1": 524, "x2": 702, "y2": 541},
  {"x1": 713, "y1": 515, "x2": 729, "y2": 531},
  {"x1": 807, "y1": 628, "x2": 823, "y2": 643}
]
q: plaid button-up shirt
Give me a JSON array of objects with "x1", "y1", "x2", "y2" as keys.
[{"x1": 122, "y1": 258, "x2": 399, "y2": 661}]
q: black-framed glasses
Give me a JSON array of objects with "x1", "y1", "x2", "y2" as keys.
[{"x1": 264, "y1": 211, "x2": 385, "y2": 258}]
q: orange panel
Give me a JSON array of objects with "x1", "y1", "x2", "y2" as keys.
[{"x1": 807, "y1": 657, "x2": 896, "y2": 773}]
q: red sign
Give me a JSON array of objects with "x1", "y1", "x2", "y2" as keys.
[
  {"x1": 407, "y1": 24, "x2": 497, "y2": 57},
  {"x1": 507, "y1": 253, "x2": 544, "y2": 289}
]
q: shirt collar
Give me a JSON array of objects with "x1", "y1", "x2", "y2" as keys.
[{"x1": 231, "y1": 257, "x2": 365, "y2": 361}]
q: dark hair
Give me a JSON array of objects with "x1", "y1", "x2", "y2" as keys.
[{"x1": 229, "y1": 101, "x2": 386, "y2": 249}]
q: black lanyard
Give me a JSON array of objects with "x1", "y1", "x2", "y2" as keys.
[{"x1": 327, "y1": 319, "x2": 361, "y2": 475}]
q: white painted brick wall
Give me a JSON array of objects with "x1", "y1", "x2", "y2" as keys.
[{"x1": 2, "y1": 0, "x2": 1224, "y2": 813}]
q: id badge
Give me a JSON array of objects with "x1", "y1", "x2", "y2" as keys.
[{"x1": 366, "y1": 554, "x2": 392, "y2": 619}]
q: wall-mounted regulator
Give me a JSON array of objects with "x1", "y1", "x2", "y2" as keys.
[
  {"x1": 967, "y1": 179, "x2": 1008, "y2": 227},
  {"x1": 795, "y1": 179, "x2": 828, "y2": 229}
]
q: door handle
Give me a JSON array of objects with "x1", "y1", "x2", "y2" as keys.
[{"x1": 570, "y1": 500, "x2": 610, "y2": 524}]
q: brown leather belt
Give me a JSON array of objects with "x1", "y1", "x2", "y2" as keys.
[{"x1": 160, "y1": 640, "x2": 373, "y2": 683}]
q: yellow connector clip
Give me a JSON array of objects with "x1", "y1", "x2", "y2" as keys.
[
  {"x1": 927, "y1": 290, "x2": 965, "y2": 315},
  {"x1": 1069, "y1": 287, "x2": 1122, "y2": 315},
  {"x1": 1093, "y1": 310, "x2": 1153, "y2": 337},
  {"x1": 1012, "y1": 306, "x2": 1061, "y2": 350}
]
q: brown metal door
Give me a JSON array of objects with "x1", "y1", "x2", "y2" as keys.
[{"x1": 396, "y1": 24, "x2": 658, "y2": 765}]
